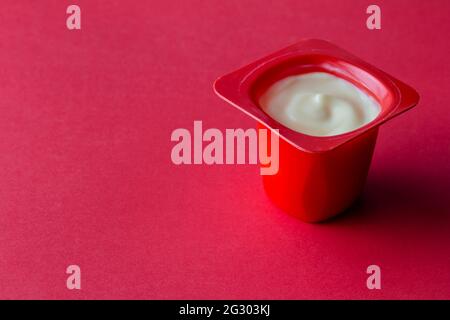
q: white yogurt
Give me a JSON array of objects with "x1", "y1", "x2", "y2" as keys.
[{"x1": 259, "y1": 72, "x2": 381, "y2": 137}]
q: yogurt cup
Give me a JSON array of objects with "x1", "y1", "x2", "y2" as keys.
[{"x1": 214, "y1": 39, "x2": 419, "y2": 222}]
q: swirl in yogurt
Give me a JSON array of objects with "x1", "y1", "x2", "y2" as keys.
[{"x1": 259, "y1": 72, "x2": 381, "y2": 137}]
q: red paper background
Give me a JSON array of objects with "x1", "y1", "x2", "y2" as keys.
[{"x1": 0, "y1": 0, "x2": 449, "y2": 299}]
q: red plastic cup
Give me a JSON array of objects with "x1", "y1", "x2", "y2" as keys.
[{"x1": 214, "y1": 39, "x2": 419, "y2": 222}]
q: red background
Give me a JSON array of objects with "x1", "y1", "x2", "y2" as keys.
[{"x1": 0, "y1": 0, "x2": 449, "y2": 299}]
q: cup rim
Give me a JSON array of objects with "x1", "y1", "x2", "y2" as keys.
[{"x1": 214, "y1": 39, "x2": 420, "y2": 153}]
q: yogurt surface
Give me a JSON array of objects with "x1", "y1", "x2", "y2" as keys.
[{"x1": 259, "y1": 72, "x2": 381, "y2": 137}]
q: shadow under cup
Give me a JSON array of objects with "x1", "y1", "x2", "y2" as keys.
[{"x1": 214, "y1": 39, "x2": 419, "y2": 222}]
